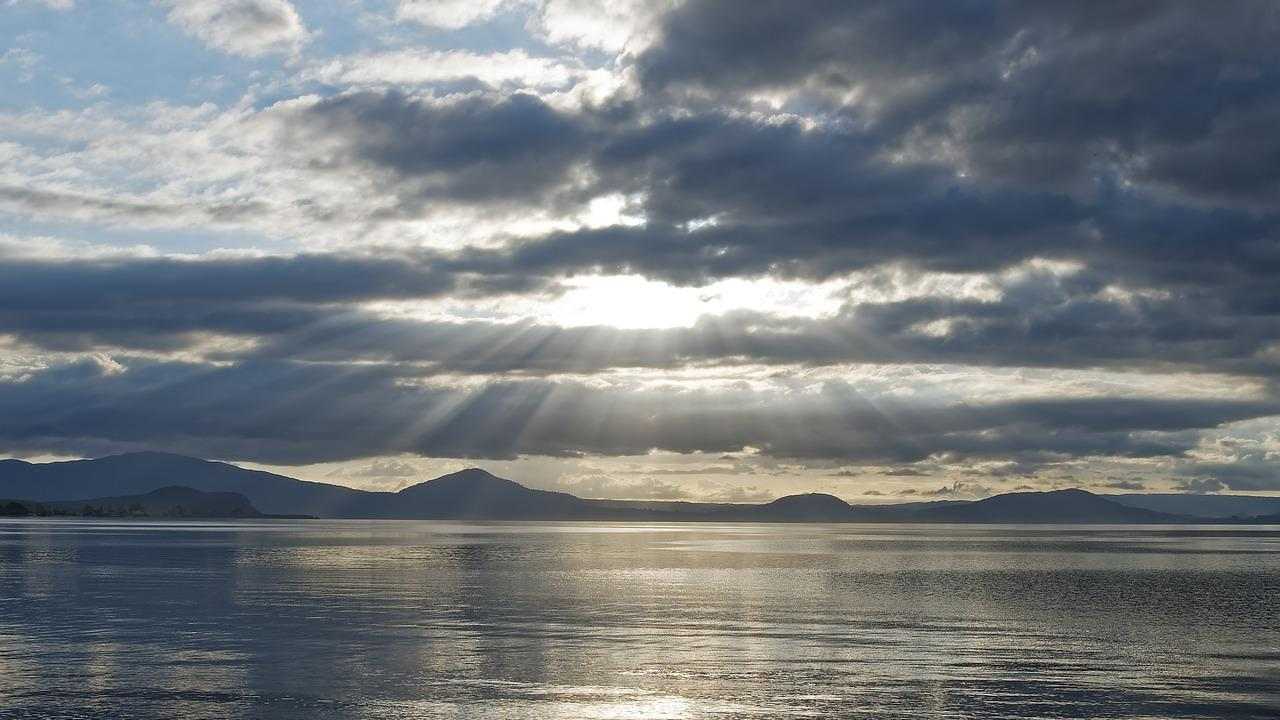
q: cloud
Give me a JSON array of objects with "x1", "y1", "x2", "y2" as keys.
[
  {"x1": 705, "y1": 484, "x2": 773, "y2": 503},
  {"x1": 0, "y1": 356, "x2": 1273, "y2": 465},
  {"x1": 5, "y1": 1, "x2": 1280, "y2": 490},
  {"x1": 1176, "y1": 478, "x2": 1228, "y2": 494},
  {"x1": 7, "y1": 249, "x2": 1280, "y2": 385},
  {"x1": 637, "y1": 1, "x2": 1280, "y2": 208},
  {"x1": 8, "y1": 0, "x2": 73, "y2": 10},
  {"x1": 923, "y1": 481, "x2": 992, "y2": 499},
  {"x1": 0, "y1": 184, "x2": 268, "y2": 227},
  {"x1": 303, "y1": 49, "x2": 590, "y2": 92},
  {"x1": 343, "y1": 460, "x2": 420, "y2": 478},
  {"x1": 0, "y1": 250, "x2": 553, "y2": 352},
  {"x1": 287, "y1": 91, "x2": 592, "y2": 207},
  {"x1": 532, "y1": 0, "x2": 671, "y2": 53},
  {"x1": 1101, "y1": 479, "x2": 1147, "y2": 491},
  {"x1": 163, "y1": 0, "x2": 310, "y2": 58},
  {"x1": 1176, "y1": 459, "x2": 1280, "y2": 492},
  {"x1": 535, "y1": 473, "x2": 692, "y2": 500},
  {"x1": 396, "y1": 0, "x2": 518, "y2": 29},
  {"x1": 878, "y1": 467, "x2": 930, "y2": 477}
]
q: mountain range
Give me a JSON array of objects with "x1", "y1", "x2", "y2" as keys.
[
  {"x1": 1, "y1": 486, "x2": 264, "y2": 518},
  {"x1": 1, "y1": 452, "x2": 1277, "y2": 523}
]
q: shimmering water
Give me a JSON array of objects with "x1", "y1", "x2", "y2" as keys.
[{"x1": 0, "y1": 520, "x2": 1278, "y2": 719}]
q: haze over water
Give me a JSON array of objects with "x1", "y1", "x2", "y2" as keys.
[{"x1": 1, "y1": 520, "x2": 1277, "y2": 719}]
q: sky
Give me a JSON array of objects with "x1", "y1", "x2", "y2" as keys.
[{"x1": 2, "y1": 0, "x2": 1279, "y2": 502}]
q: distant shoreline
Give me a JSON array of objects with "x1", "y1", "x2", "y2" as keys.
[{"x1": 4, "y1": 453, "x2": 1280, "y2": 525}]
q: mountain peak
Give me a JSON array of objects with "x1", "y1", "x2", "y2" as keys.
[
  {"x1": 757, "y1": 492, "x2": 853, "y2": 520},
  {"x1": 766, "y1": 492, "x2": 850, "y2": 508},
  {"x1": 919, "y1": 487, "x2": 1184, "y2": 523},
  {"x1": 439, "y1": 467, "x2": 504, "y2": 482},
  {"x1": 396, "y1": 467, "x2": 520, "y2": 495},
  {"x1": 1042, "y1": 488, "x2": 1095, "y2": 497},
  {"x1": 391, "y1": 467, "x2": 583, "y2": 518}
]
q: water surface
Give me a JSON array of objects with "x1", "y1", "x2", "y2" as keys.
[{"x1": 1, "y1": 520, "x2": 1278, "y2": 718}]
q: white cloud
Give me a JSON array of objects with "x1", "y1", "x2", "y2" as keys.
[
  {"x1": 396, "y1": 0, "x2": 522, "y2": 30},
  {"x1": 0, "y1": 47, "x2": 41, "y2": 81},
  {"x1": 7, "y1": 0, "x2": 74, "y2": 10},
  {"x1": 532, "y1": 0, "x2": 671, "y2": 53},
  {"x1": 162, "y1": 0, "x2": 311, "y2": 58},
  {"x1": 393, "y1": 0, "x2": 668, "y2": 56},
  {"x1": 304, "y1": 49, "x2": 583, "y2": 91}
]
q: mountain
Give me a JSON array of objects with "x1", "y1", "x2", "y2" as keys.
[
  {"x1": 1, "y1": 486, "x2": 262, "y2": 518},
  {"x1": 0, "y1": 452, "x2": 1269, "y2": 523},
  {"x1": 1105, "y1": 493, "x2": 1280, "y2": 519},
  {"x1": 0, "y1": 452, "x2": 370, "y2": 517},
  {"x1": 912, "y1": 488, "x2": 1189, "y2": 523},
  {"x1": 368, "y1": 468, "x2": 595, "y2": 519},
  {"x1": 761, "y1": 493, "x2": 855, "y2": 519},
  {"x1": 0, "y1": 453, "x2": 616, "y2": 520},
  {"x1": 749, "y1": 493, "x2": 857, "y2": 521}
]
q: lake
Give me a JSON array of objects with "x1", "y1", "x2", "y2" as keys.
[{"x1": 1, "y1": 520, "x2": 1278, "y2": 719}]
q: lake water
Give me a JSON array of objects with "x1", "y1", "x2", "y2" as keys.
[{"x1": 0, "y1": 520, "x2": 1278, "y2": 719}]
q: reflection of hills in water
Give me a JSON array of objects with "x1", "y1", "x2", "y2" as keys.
[{"x1": 3, "y1": 452, "x2": 1279, "y2": 522}]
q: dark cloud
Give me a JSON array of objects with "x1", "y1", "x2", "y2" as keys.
[
  {"x1": 1101, "y1": 479, "x2": 1147, "y2": 491},
  {"x1": 1176, "y1": 458, "x2": 1280, "y2": 492},
  {"x1": 638, "y1": 1, "x2": 1280, "y2": 206},
  {"x1": 0, "y1": 252, "x2": 551, "y2": 351},
  {"x1": 8, "y1": 250, "x2": 1280, "y2": 382},
  {"x1": 0, "y1": 356, "x2": 1273, "y2": 465},
  {"x1": 223, "y1": 270, "x2": 1280, "y2": 378},
  {"x1": 1175, "y1": 478, "x2": 1229, "y2": 495},
  {"x1": 0, "y1": 253, "x2": 467, "y2": 308},
  {"x1": 262, "y1": 77, "x2": 1280, "y2": 302},
  {"x1": 289, "y1": 91, "x2": 592, "y2": 207}
]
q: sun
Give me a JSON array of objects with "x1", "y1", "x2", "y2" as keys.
[{"x1": 540, "y1": 274, "x2": 846, "y2": 330}]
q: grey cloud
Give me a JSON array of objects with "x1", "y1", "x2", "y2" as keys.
[
  {"x1": 239, "y1": 267, "x2": 1280, "y2": 378},
  {"x1": 878, "y1": 468, "x2": 930, "y2": 477},
  {"x1": 164, "y1": 0, "x2": 310, "y2": 58},
  {"x1": 923, "y1": 481, "x2": 993, "y2": 499},
  {"x1": 424, "y1": 113, "x2": 1279, "y2": 300},
  {"x1": 0, "y1": 356, "x2": 1273, "y2": 465},
  {"x1": 1101, "y1": 479, "x2": 1147, "y2": 491},
  {"x1": 1176, "y1": 457, "x2": 1280, "y2": 492},
  {"x1": 0, "y1": 185, "x2": 269, "y2": 226},
  {"x1": 10, "y1": 250, "x2": 1280, "y2": 382},
  {"x1": 0, "y1": 251, "x2": 552, "y2": 351},
  {"x1": 283, "y1": 90, "x2": 1098, "y2": 282},
  {"x1": 265, "y1": 85, "x2": 1280, "y2": 302},
  {"x1": 638, "y1": 1, "x2": 1280, "y2": 207},
  {"x1": 289, "y1": 91, "x2": 592, "y2": 208},
  {"x1": 0, "y1": 254, "x2": 466, "y2": 308},
  {"x1": 1175, "y1": 478, "x2": 1229, "y2": 494}
]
